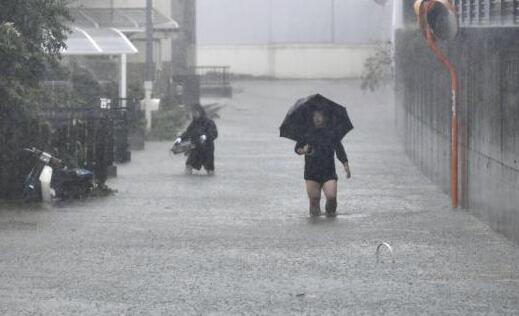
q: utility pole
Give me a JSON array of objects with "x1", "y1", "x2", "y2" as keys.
[
  {"x1": 267, "y1": 0, "x2": 275, "y2": 77},
  {"x1": 330, "y1": 0, "x2": 335, "y2": 43},
  {"x1": 144, "y1": 0, "x2": 154, "y2": 131}
]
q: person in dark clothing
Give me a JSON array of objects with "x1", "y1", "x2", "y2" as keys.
[
  {"x1": 295, "y1": 110, "x2": 351, "y2": 216},
  {"x1": 175, "y1": 104, "x2": 218, "y2": 175}
]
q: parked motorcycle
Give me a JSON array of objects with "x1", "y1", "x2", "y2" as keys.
[{"x1": 23, "y1": 148, "x2": 94, "y2": 202}]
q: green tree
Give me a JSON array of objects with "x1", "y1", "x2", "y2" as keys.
[{"x1": 0, "y1": 1, "x2": 71, "y2": 199}]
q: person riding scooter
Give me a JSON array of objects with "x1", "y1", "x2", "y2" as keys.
[{"x1": 174, "y1": 104, "x2": 218, "y2": 175}]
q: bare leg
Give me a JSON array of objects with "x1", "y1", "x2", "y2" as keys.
[
  {"x1": 305, "y1": 180, "x2": 322, "y2": 216},
  {"x1": 322, "y1": 180, "x2": 338, "y2": 216}
]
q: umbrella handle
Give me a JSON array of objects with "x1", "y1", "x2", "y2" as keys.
[{"x1": 304, "y1": 145, "x2": 314, "y2": 156}]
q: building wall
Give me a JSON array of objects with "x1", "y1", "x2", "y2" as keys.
[
  {"x1": 395, "y1": 27, "x2": 519, "y2": 243},
  {"x1": 197, "y1": 44, "x2": 378, "y2": 79},
  {"x1": 197, "y1": 0, "x2": 393, "y2": 45}
]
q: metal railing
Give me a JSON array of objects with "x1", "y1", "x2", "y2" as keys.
[
  {"x1": 192, "y1": 66, "x2": 232, "y2": 97},
  {"x1": 194, "y1": 66, "x2": 230, "y2": 87},
  {"x1": 38, "y1": 98, "x2": 142, "y2": 169}
]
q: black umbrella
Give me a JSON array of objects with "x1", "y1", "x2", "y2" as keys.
[{"x1": 279, "y1": 94, "x2": 353, "y2": 142}]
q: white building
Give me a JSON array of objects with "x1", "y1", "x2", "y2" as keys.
[{"x1": 197, "y1": 0, "x2": 395, "y2": 79}]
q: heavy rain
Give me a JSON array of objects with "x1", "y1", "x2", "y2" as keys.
[{"x1": 0, "y1": 0, "x2": 518, "y2": 314}]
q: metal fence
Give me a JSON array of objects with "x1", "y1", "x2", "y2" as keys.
[
  {"x1": 454, "y1": 0, "x2": 519, "y2": 26},
  {"x1": 38, "y1": 98, "x2": 143, "y2": 178},
  {"x1": 193, "y1": 66, "x2": 232, "y2": 97}
]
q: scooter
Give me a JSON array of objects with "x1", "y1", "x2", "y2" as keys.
[{"x1": 23, "y1": 148, "x2": 94, "y2": 202}]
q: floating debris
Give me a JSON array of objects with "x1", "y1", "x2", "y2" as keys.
[{"x1": 376, "y1": 242, "x2": 394, "y2": 264}]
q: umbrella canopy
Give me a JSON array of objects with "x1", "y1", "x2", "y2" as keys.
[{"x1": 279, "y1": 94, "x2": 353, "y2": 142}]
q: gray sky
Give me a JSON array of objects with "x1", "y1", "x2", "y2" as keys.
[{"x1": 197, "y1": 0, "x2": 393, "y2": 45}]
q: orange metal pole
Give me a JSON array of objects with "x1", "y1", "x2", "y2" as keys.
[{"x1": 421, "y1": 3, "x2": 459, "y2": 208}]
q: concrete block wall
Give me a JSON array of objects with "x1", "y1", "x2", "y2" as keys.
[
  {"x1": 395, "y1": 27, "x2": 519, "y2": 243},
  {"x1": 197, "y1": 44, "x2": 379, "y2": 79}
]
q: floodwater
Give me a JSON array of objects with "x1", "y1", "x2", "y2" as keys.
[{"x1": 0, "y1": 80, "x2": 518, "y2": 314}]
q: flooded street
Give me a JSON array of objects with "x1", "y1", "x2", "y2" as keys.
[{"x1": 1, "y1": 80, "x2": 519, "y2": 314}]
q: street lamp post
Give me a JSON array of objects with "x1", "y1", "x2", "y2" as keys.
[
  {"x1": 144, "y1": 0, "x2": 154, "y2": 131},
  {"x1": 414, "y1": 0, "x2": 459, "y2": 208}
]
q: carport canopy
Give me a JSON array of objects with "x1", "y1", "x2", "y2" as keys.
[
  {"x1": 70, "y1": 7, "x2": 179, "y2": 32},
  {"x1": 62, "y1": 27, "x2": 138, "y2": 100},
  {"x1": 63, "y1": 27, "x2": 138, "y2": 56}
]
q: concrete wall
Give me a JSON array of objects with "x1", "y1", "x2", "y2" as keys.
[
  {"x1": 197, "y1": 0, "x2": 393, "y2": 45},
  {"x1": 395, "y1": 27, "x2": 519, "y2": 243},
  {"x1": 197, "y1": 44, "x2": 378, "y2": 79}
]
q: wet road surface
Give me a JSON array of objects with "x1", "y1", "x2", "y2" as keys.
[{"x1": 1, "y1": 80, "x2": 519, "y2": 315}]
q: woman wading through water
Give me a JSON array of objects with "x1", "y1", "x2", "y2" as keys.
[
  {"x1": 175, "y1": 104, "x2": 218, "y2": 175},
  {"x1": 295, "y1": 110, "x2": 351, "y2": 216}
]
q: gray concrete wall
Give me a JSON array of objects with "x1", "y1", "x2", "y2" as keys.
[
  {"x1": 197, "y1": 44, "x2": 379, "y2": 79},
  {"x1": 395, "y1": 27, "x2": 519, "y2": 243},
  {"x1": 197, "y1": 0, "x2": 393, "y2": 45}
]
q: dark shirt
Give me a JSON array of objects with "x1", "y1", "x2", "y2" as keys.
[
  {"x1": 180, "y1": 116, "x2": 218, "y2": 170},
  {"x1": 295, "y1": 128, "x2": 348, "y2": 180},
  {"x1": 181, "y1": 117, "x2": 218, "y2": 146}
]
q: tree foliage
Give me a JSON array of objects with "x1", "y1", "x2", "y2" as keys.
[
  {"x1": 0, "y1": 1, "x2": 70, "y2": 97},
  {"x1": 0, "y1": 0, "x2": 71, "y2": 198}
]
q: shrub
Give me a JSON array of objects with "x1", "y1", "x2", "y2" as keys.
[{"x1": 361, "y1": 43, "x2": 394, "y2": 92}]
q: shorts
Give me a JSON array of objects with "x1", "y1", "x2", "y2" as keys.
[{"x1": 304, "y1": 172, "x2": 338, "y2": 185}]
